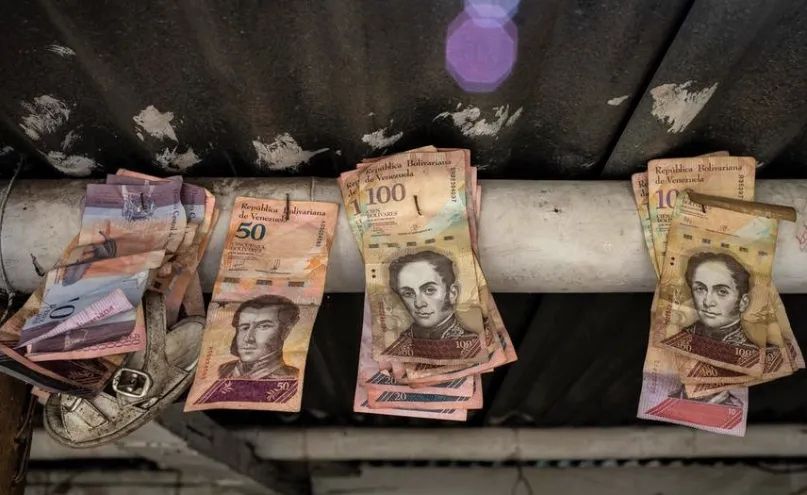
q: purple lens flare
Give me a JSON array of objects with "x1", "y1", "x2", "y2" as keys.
[
  {"x1": 446, "y1": 15, "x2": 518, "y2": 93},
  {"x1": 464, "y1": 0, "x2": 520, "y2": 21}
]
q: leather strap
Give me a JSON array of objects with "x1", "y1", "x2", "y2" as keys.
[{"x1": 61, "y1": 395, "x2": 108, "y2": 428}]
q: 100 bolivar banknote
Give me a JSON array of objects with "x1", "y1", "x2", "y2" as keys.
[
  {"x1": 185, "y1": 197, "x2": 337, "y2": 412},
  {"x1": 655, "y1": 191, "x2": 796, "y2": 376},
  {"x1": 633, "y1": 173, "x2": 748, "y2": 436},
  {"x1": 358, "y1": 151, "x2": 487, "y2": 367}
]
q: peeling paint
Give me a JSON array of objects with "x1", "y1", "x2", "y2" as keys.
[
  {"x1": 133, "y1": 105, "x2": 178, "y2": 142},
  {"x1": 0, "y1": 146, "x2": 13, "y2": 156},
  {"x1": 45, "y1": 151, "x2": 99, "y2": 177},
  {"x1": 61, "y1": 130, "x2": 80, "y2": 151},
  {"x1": 47, "y1": 44, "x2": 75, "y2": 57},
  {"x1": 20, "y1": 95, "x2": 71, "y2": 140},
  {"x1": 155, "y1": 147, "x2": 201, "y2": 172},
  {"x1": 434, "y1": 104, "x2": 522, "y2": 138},
  {"x1": 362, "y1": 124, "x2": 403, "y2": 150},
  {"x1": 505, "y1": 107, "x2": 523, "y2": 127},
  {"x1": 650, "y1": 81, "x2": 718, "y2": 134},
  {"x1": 252, "y1": 133, "x2": 329, "y2": 171},
  {"x1": 607, "y1": 95, "x2": 630, "y2": 106}
]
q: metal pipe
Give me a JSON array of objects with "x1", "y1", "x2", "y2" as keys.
[
  {"x1": 3, "y1": 179, "x2": 807, "y2": 293},
  {"x1": 31, "y1": 425, "x2": 807, "y2": 461},
  {"x1": 235, "y1": 425, "x2": 807, "y2": 461}
]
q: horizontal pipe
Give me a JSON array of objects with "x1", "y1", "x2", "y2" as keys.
[
  {"x1": 231, "y1": 425, "x2": 807, "y2": 460},
  {"x1": 31, "y1": 425, "x2": 807, "y2": 461},
  {"x1": 3, "y1": 179, "x2": 807, "y2": 293}
]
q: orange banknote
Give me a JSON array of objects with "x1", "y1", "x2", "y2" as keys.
[{"x1": 185, "y1": 197, "x2": 338, "y2": 412}]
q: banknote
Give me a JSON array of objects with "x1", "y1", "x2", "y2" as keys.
[
  {"x1": 105, "y1": 175, "x2": 190, "y2": 283},
  {"x1": 18, "y1": 251, "x2": 162, "y2": 348},
  {"x1": 0, "y1": 284, "x2": 124, "y2": 396},
  {"x1": 18, "y1": 289, "x2": 133, "y2": 347},
  {"x1": 646, "y1": 156, "x2": 797, "y2": 385},
  {"x1": 367, "y1": 374, "x2": 483, "y2": 410},
  {"x1": 185, "y1": 197, "x2": 338, "y2": 412},
  {"x1": 361, "y1": 148, "x2": 515, "y2": 373},
  {"x1": 402, "y1": 170, "x2": 505, "y2": 380},
  {"x1": 631, "y1": 172, "x2": 660, "y2": 276},
  {"x1": 634, "y1": 180, "x2": 749, "y2": 435},
  {"x1": 647, "y1": 156, "x2": 756, "y2": 270},
  {"x1": 79, "y1": 182, "x2": 186, "y2": 260},
  {"x1": 27, "y1": 304, "x2": 145, "y2": 361},
  {"x1": 111, "y1": 170, "x2": 218, "y2": 324},
  {"x1": 638, "y1": 362, "x2": 748, "y2": 436},
  {"x1": 164, "y1": 190, "x2": 217, "y2": 325},
  {"x1": 359, "y1": 151, "x2": 486, "y2": 366},
  {"x1": 109, "y1": 170, "x2": 209, "y2": 298},
  {"x1": 654, "y1": 191, "x2": 796, "y2": 376},
  {"x1": 352, "y1": 375, "x2": 468, "y2": 421},
  {"x1": 340, "y1": 168, "x2": 480, "y2": 415},
  {"x1": 26, "y1": 308, "x2": 137, "y2": 354}
]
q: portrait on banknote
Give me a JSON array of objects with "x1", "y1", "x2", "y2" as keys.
[
  {"x1": 677, "y1": 251, "x2": 756, "y2": 348},
  {"x1": 218, "y1": 294, "x2": 300, "y2": 380},
  {"x1": 388, "y1": 250, "x2": 475, "y2": 341}
]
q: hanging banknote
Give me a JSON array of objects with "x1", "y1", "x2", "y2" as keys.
[
  {"x1": 185, "y1": 197, "x2": 338, "y2": 412},
  {"x1": 655, "y1": 191, "x2": 795, "y2": 377},
  {"x1": 359, "y1": 151, "x2": 487, "y2": 366}
]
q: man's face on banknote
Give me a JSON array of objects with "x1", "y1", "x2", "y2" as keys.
[
  {"x1": 690, "y1": 259, "x2": 749, "y2": 329},
  {"x1": 234, "y1": 306, "x2": 283, "y2": 363},
  {"x1": 395, "y1": 260, "x2": 457, "y2": 328}
]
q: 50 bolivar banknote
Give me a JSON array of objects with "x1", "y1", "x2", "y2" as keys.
[{"x1": 185, "y1": 197, "x2": 338, "y2": 412}]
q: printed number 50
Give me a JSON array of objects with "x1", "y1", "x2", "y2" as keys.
[{"x1": 235, "y1": 222, "x2": 266, "y2": 240}]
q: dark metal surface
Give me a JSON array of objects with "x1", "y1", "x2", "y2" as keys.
[
  {"x1": 603, "y1": 0, "x2": 807, "y2": 177},
  {"x1": 0, "y1": 0, "x2": 758, "y2": 180}
]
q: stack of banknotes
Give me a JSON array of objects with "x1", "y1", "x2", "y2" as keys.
[
  {"x1": 339, "y1": 146, "x2": 517, "y2": 421},
  {"x1": 0, "y1": 169, "x2": 217, "y2": 398},
  {"x1": 632, "y1": 153, "x2": 803, "y2": 436}
]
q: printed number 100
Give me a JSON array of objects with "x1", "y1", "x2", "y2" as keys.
[
  {"x1": 368, "y1": 184, "x2": 406, "y2": 205},
  {"x1": 656, "y1": 189, "x2": 679, "y2": 209}
]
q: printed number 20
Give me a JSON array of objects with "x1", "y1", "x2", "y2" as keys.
[
  {"x1": 656, "y1": 189, "x2": 678, "y2": 209},
  {"x1": 235, "y1": 222, "x2": 266, "y2": 240}
]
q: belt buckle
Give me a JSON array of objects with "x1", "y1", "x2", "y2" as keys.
[
  {"x1": 61, "y1": 394, "x2": 83, "y2": 412},
  {"x1": 112, "y1": 368, "x2": 152, "y2": 399}
]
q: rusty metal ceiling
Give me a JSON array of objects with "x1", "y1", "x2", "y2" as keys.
[{"x1": 1, "y1": 1, "x2": 807, "y2": 180}]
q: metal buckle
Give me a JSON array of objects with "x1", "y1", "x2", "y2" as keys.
[
  {"x1": 62, "y1": 394, "x2": 82, "y2": 412},
  {"x1": 112, "y1": 368, "x2": 152, "y2": 398}
]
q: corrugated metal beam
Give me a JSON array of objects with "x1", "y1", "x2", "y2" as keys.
[{"x1": 3, "y1": 178, "x2": 807, "y2": 293}]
